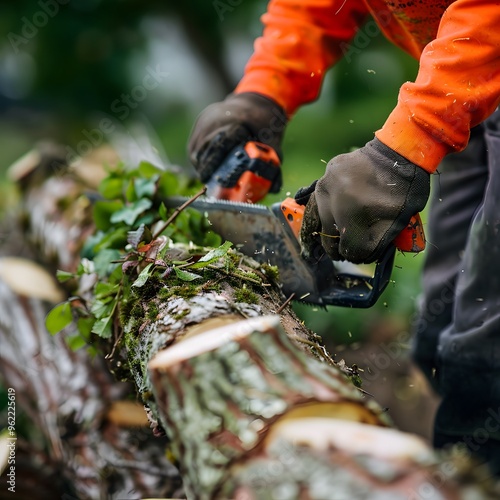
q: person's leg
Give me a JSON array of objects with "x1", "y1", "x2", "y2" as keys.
[
  {"x1": 411, "y1": 124, "x2": 488, "y2": 393},
  {"x1": 434, "y1": 109, "x2": 500, "y2": 475}
]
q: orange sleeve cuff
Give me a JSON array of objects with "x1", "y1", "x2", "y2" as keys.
[
  {"x1": 375, "y1": 106, "x2": 452, "y2": 174},
  {"x1": 235, "y1": 70, "x2": 323, "y2": 117}
]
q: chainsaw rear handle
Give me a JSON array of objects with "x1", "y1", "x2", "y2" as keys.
[
  {"x1": 278, "y1": 197, "x2": 426, "y2": 254},
  {"x1": 274, "y1": 198, "x2": 425, "y2": 307},
  {"x1": 205, "y1": 141, "x2": 281, "y2": 204}
]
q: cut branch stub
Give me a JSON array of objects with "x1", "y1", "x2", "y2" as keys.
[{"x1": 149, "y1": 315, "x2": 390, "y2": 499}]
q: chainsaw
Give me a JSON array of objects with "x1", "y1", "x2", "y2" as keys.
[{"x1": 166, "y1": 141, "x2": 425, "y2": 308}]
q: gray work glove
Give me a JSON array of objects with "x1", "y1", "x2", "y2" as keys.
[
  {"x1": 295, "y1": 138, "x2": 430, "y2": 264},
  {"x1": 188, "y1": 92, "x2": 287, "y2": 192}
]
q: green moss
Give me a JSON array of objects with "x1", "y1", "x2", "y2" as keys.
[
  {"x1": 119, "y1": 298, "x2": 134, "y2": 326},
  {"x1": 146, "y1": 302, "x2": 159, "y2": 321},
  {"x1": 227, "y1": 252, "x2": 240, "y2": 267},
  {"x1": 137, "y1": 275, "x2": 162, "y2": 300},
  {"x1": 261, "y1": 264, "x2": 280, "y2": 282},
  {"x1": 233, "y1": 286, "x2": 259, "y2": 305},
  {"x1": 205, "y1": 281, "x2": 221, "y2": 294},
  {"x1": 141, "y1": 390, "x2": 153, "y2": 401},
  {"x1": 173, "y1": 308, "x2": 190, "y2": 320},
  {"x1": 130, "y1": 302, "x2": 145, "y2": 322},
  {"x1": 157, "y1": 286, "x2": 172, "y2": 300},
  {"x1": 158, "y1": 283, "x2": 200, "y2": 301},
  {"x1": 348, "y1": 374, "x2": 363, "y2": 388},
  {"x1": 122, "y1": 297, "x2": 148, "y2": 353},
  {"x1": 232, "y1": 269, "x2": 262, "y2": 285},
  {"x1": 123, "y1": 317, "x2": 142, "y2": 350}
]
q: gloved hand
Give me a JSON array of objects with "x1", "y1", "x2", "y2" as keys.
[
  {"x1": 188, "y1": 92, "x2": 287, "y2": 193},
  {"x1": 296, "y1": 138, "x2": 430, "y2": 264}
]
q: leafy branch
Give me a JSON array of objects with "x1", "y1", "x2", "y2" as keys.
[{"x1": 45, "y1": 161, "x2": 224, "y2": 347}]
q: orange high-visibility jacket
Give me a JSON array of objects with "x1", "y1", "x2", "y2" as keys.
[{"x1": 235, "y1": 0, "x2": 500, "y2": 172}]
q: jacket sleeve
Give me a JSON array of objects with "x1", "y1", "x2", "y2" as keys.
[
  {"x1": 235, "y1": 0, "x2": 369, "y2": 117},
  {"x1": 376, "y1": 0, "x2": 500, "y2": 173}
]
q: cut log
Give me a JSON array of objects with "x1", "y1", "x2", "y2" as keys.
[
  {"x1": 2, "y1": 143, "x2": 499, "y2": 500},
  {"x1": 149, "y1": 315, "x2": 500, "y2": 500},
  {"x1": 149, "y1": 315, "x2": 388, "y2": 498},
  {"x1": 0, "y1": 265, "x2": 181, "y2": 499}
]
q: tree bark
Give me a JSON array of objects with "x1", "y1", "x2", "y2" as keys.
[
  {"x1": 0, "y1": 145, "x2": 181, "y2": 499},
  {"x1": 0, "y1": 264, "x2": 182, "y2": 499},
  {"x1": 2, "y1": 143, "x2": 499, "y2": 500},
  {"x1": 149, "y1": 315, "x2": 389, "y2": 499}
]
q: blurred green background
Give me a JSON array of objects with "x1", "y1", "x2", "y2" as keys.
[{"x1": 0, "y1": 0, "x2": 424, "y2": 347}]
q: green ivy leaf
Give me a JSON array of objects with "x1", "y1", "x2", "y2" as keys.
[
  {"x1": 98, "y1": 177, "x2": 123, "y2": 200},
  {"x1": 93, "y1": 249, "x2": 121, "y2": 278},
  {"x1": 110, "y1": 198, "x2": 153, "y2": 226},
  {"x1": 174, "y1": 267, "x2": 202, "y2": 281},
  {"x1": 159, "y1": 202, "x2": 168, "y2": 221},
  {"x1": 94, "y1": 282, "x2": 118, "y2": 298},
  {"x1": 56, "y1": 270, "x2": 74, "y2": 283},
  {"x1": 45, "y1": 301, "x2": 73, "y2": 335},
  {"x1": 69, "y1": 162, "x2": 222, "y2": 351},
  {"x1": 135, "y1": 213, "x2": 155, "y2": 227},
  {"x1": 90, "y1": 299, "x2": 114, "y2": 319},
  {"x1": 77, "y1": 316, "x2": 95, "y2": 338},
  {"x1": 139, "y1": 160, "x2": 163, "y2": 178},
  {"x1": 93, "y1": 227, "x2": 129, "y2": 253},
  {"x1": 158, "y1": 171, "x2": 180, "y2": 197},
  {"x1": 91, "y1": 315, "x2": 113, "y2": 339},
  {"x1": 202, "y1": 231, "x2": 223, "y2": 248},
  {"x1": 190, "y1": 241, "x2": 232, "y2": 268},
  {"x1": 125, "y1": 178, "x2": 137, "y2": 202},
  {"x1": 108, "y1": 263, "x2": 124, "y2": 283},
  {"x1": 134, "y1": 176, "x2": 158, "y2": 199},
  {"x1": 93, "y1": 200, "x2": 124, "y2": 231},
  {"x1": 132, "y1": 263, "x2": 153, "y2": 287},
  {"x1": 66, "y1": 333, "x2": 88, "y2": 351}
]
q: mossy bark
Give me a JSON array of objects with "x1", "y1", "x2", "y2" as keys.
[
  {"x1": 149, "y1": 315, "x2": 390, "y2": 498},
  {"x1": 4, "y1": 143, "x2": 500, "y2": 500},
  {"x1": 0, "y1": 267, "x2": 181, "y2": 499},
  {"x1": 1, "y1": 145, "x2": 182, "y2": 499},
  {"x1": 116, "y1": 241, "x2": 341, "y2": 436}
]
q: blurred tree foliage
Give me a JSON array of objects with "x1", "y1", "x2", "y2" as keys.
[
  {"x1": 0, "y1": 0, "x2": 267, "y2": 141},
  {"x1": 1, "y1": 1, "x2": 145, "y2": 136}
]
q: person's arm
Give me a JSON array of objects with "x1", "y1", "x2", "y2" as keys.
[
  {"x1": 376, "y1": 0, "x2": 500, "y2": 173},
  {"x1": 188, "y1": 0, "x2": 368, "y2": 201},
  {"x1": 235, "y1": 0, "x2": 370, "y2": 117}
]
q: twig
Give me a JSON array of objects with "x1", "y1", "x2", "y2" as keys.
[
  {"x1": 207, "y1": 264, "x2": 263, "y2": 285},
  {"x1": 312, "y1": 231, "x2": 339, "y2": 239},
  {"x1": 106, "y1": 322, "x2": 124, "y2": 361},
  {"x1": 288, "y1": 335, "x2": 375, "y2": 397},
  {"x1": 152, "y1": 186, "x2": 207, "y2": 239},
  {"x1": 105, "y1": 289, "x2": 122, "y2": 360},
  {"x1": 290, "y1": 334, "x2": 336, "y2": 366},
  {"x1": 356, "y1": 386, "x2": 375, "y2": 398},
  {"x1": 276, "y1": 293, "x2": 296, "y2": 314}
]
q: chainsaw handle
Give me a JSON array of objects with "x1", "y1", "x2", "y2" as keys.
[
  {"x1": 205, "y1": 141, "x2": 281, "y2": 204},
  {"x1": 279, "y1": 197, "x2": 425, "y2": 253}
]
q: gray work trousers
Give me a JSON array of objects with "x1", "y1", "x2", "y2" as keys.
[{"x1": 412, "y1": 107, "x2": 500, "y2": 472}]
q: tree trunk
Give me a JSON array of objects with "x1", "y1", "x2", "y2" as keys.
[
  {"x1": 1, "y1": 143, "x2": 499, "y2": 499},
  {"x1": 0, "y1": 144, "x2": 181, "y2": 499}
]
